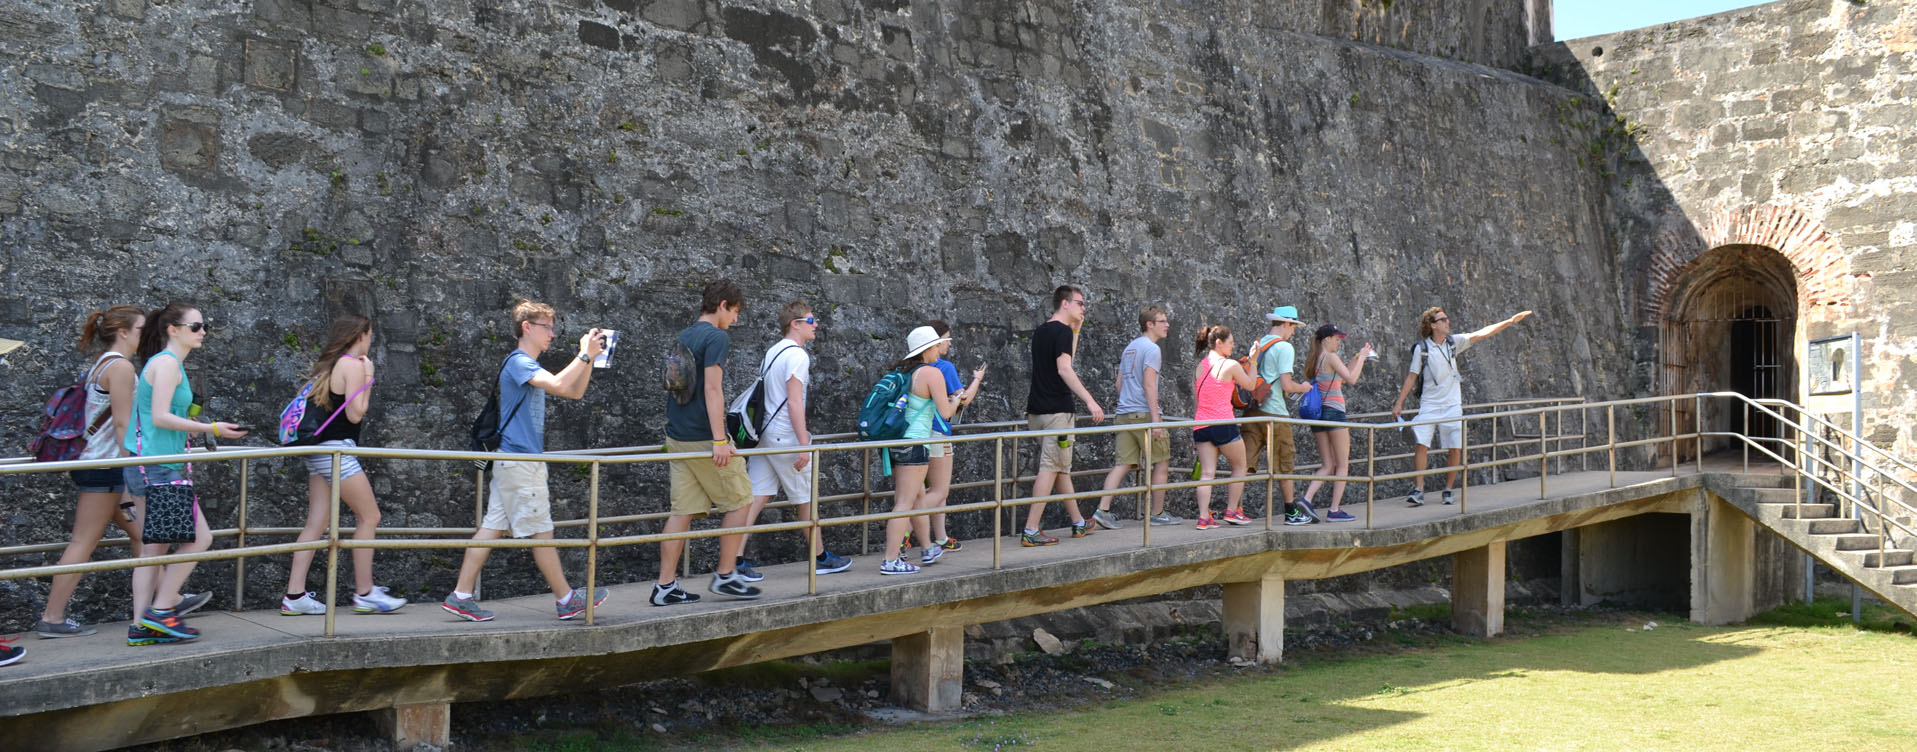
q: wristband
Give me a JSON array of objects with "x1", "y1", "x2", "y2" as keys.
[
  {"x1": 210, "y1": 423, "x2": 220, "y2": 439},
  {"x1": 713, "y1": 438, "x2": 728, "y2": 445}
]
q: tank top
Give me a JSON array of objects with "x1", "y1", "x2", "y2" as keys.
[
  {"x1": 902, "y1": 384, "x2": 937, "y2": 442},
  {"x1": 125, "y1": 351, "x2": 193, "y2": 468},
  {"x1": 79, "y1": 352, "x2": 126, "y2": 461},
  {"x1": 309, "y1": 389, "x2": 364, "y2": 443},
  {"x1": 1314, "y1": 360, "x2": 1346, "y2": 411},
  {"x1": 1194, "y1": 354, "x2": 1236, "y2": 427}
]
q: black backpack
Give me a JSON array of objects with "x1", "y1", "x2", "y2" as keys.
[{"x1": 468, "y1": 354, "x2": 529, "y2": 470}]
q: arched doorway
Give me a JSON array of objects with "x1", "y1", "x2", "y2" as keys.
[{"x1": 1659, "y1": 244, "x2": 1798, "y2": 463}]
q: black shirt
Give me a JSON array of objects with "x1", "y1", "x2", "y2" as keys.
[
  {"x1": 1026, "y1": 320, "x2": 1076, "y2": 415},
  {"x1": 310, "y1": 390, "x2": 363, "y2": 443}
]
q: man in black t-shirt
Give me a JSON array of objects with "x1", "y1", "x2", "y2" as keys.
[{"x1": 1020, "y1": 285, "x2": 1107, "y2": 546}]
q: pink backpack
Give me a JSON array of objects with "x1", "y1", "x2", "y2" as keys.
[{"x1": 30, "y1": 355, "x2": 118, "y2": 462}]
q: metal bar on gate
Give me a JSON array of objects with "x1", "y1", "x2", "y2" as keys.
[
  {"x1": 585, "y1": 461, "x2": 600, "y2": 625},
  {"x1": 322, "y1": 449, "x2": 343, "y2": 637},
  {"x1": 1670, "y1": 399, "x2": 1679, "y2": 476},
  {"x1": 235, "y1": 458, "x2": 249, "y2": 611},
  {"x1": 1695, "y1": 394, "x2": 1704, "y2": 474}
]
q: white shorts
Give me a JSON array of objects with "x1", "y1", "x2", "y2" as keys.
[
  {"x1": 1412, "y1": 406, "x2": 1465, "y2": 450},
  {"x1": 304, "y1": 439, "x2": 366, "y2": 481},
  {"x1": 747, "y1": 434, "x2": 812, "y2": 504},
  {"x1": 481, "y1": 460, "x2": 552, "y2": 537}
]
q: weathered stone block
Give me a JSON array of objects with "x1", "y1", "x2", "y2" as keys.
[
  {"x1": 579, "y1": 20, "x2": 620, "y2": 50},
  {"x1": 158, "y1": 115, "x2": 220, "y2": 172},
  {"x1": 643, "y1": 0, "x2": 704, "y2": 32}
]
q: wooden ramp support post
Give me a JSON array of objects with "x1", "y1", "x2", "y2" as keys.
[
  {"x1": 1222, "y1": 571, "x2": 1285, "y2": 664},
  {"x1": 376, "y1": 701, "x2": 451, "y2": 749},
  {"x1": 1692, "y1": 494, "x2": 1756, "y2": 625},
  {"x1": 1451, "y1": 541, "x2": 1506, "y2": 637},
  {"x1": 891, "y1": 625, "x2": 964, "y2": 712}
]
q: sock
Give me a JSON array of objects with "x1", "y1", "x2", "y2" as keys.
[
  {"x1": 558, "y1": 589, "x2": 576, "y2": 605},
  {"x1": 1023, "y1": 528, "x2": 1039, "y2": 536},
  {"x1": 453, "y1": 590, "x2": 473, "y2": 601},
  {"x1": 285, "y1": 592, "x2": 303, "y2": 600}
]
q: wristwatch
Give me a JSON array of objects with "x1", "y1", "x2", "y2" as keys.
[{"x1": 577, "y1": 352, "x2": 592, "y2": 363}]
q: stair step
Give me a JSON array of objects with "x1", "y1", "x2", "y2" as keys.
[
  {"x1": 1860, "y1": 550, "x2": 1915, "y2": 567},
  {"x1": 1886, "y1": 566, "x2": 1917, "y2": 585},
  {"x1": 1745, "y1": 488, "x2": 1796, "y2": 503},
  {"x1": 1806, "y1": 519, "x2": 1862, "y2": 535},
  {"x1": 1733, "y1": 474, "x2": 1795, "y2": 489},
  {"x1": 1781, "y1": 504, "x2": 1837, "y2": 519},
  {"x1": 1832, "y1": 534, "x2": 1884, "y2": 551}
]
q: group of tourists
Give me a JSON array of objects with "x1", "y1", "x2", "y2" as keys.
[{"x1": 3, "y1": 280, "x2": 1530, "y2": 665}]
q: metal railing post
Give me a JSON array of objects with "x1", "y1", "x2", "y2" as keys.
[
  {"x1": 234, "y1": 458, "x2": 249, "y2": 611},
  {"x1": 1694, "y1": 394, "x2": 1704, "y2": 474},
  {"x1": 585, "y1": 461, "x2": 600, "y2": 625},
  {"x1": 1490, "y1": 411, "x2": 1500, "y2": 484},
  {"x1": 1459, "y1": 418, "x2": 1470, "y2": 514},
  {"x1": 861, "y1": 448, "x2": 873, "y2": 556},
  {"x1": 322, "y1": 449, "x2": 343, "y2": 637},
  {"x1": 1539, "y1": 424, "x2": 1548, "y2": 500},
  {"x1": 808, "y1": 446, "x2": 821, "y2": 596},
  {"x1": 1264, "y1": 420, "x2": 1276, "y2": 531},
  {"x1": 993, "y1": 437, "x2": 1004, "y2": 569},
  {"x1": 473, "y1": 467, "x2": 485, "y2": 600},
  {"x1": 1365, "y1": 425, "x2": 1375, "y2": 530},
  {"x1": 1670, "y1": 399, "x2": 1679, "y2": 476},
  {"x1": 1139, "y1": 430, "x2": 1153, "y2": 549},
  {"x1": 1580, "y1": 405, "x2": 1589, "y2": 473},
  {"x1": 1607, "y1": 405, "x2": 1616, "y2": 488},
  {"x1": 1743, "y1": 400, "x2": 1750, "y2": 473}
]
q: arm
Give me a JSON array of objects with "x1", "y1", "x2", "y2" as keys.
[
  {"x1": 921, "y1": 368, "x2": 958, "y2": 419},
  {"x1": 1142, "y1": 365, "x2": 1165, "y2": 438},
  {"x1": 341, "y1": 357, "x2": 373, "y2": 423},
  {"x1": 703, "y1": 363, "x2": 734, "y2": 465},
  {"x1": 786, "y1": 374, "x2": 811, "y2": 471},
  {"x1": 1278, "y1": 372, "x2": 1311, "y2": 395},
  {"x1": 1323, "y1": 345, "x2": 1374, "y2": 383},
  {"x1": 1225, "y1": 360, "x2": 1258, "y2": 390},
  {"x1": 1466, "y1": 310, "x2": 1533, "y2": 341},
  {"x1": 1056, "y1": 352, "x2": 1105, "y2": 423},
  {"x1": 105, "y1": 359, "x2": 136, "y2": 447},
  {"x1": 960, "y1": 365, "x2": 986, "y2": 407},
  {"x1": 527, "y1": 330, "x2": 604, "y2": 400},
  {"x1": 1391, "y1": 371, "x2": 1419, "y2": 420}
]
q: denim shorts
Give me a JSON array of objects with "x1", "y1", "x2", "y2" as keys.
[
  {"x1": 122, "y1": 464, "x2": 186, "y2": 494},
  {"x1": 70, "y1": 468, "x2": 126, "y2": 494},
  {"x1": 889, "y1": 445, "x2": 930, "y2": 467},
  {"x1": 1310, "y1": 406, "x2": 1349, "y2": 433},
  {"x1": 1192, "y1": 425, "x2": 1242, "y2": 447}
]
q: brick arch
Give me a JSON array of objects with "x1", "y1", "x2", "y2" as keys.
[{"x1": 1639, "y1": 204, "x2": 1848, "y2": 325}]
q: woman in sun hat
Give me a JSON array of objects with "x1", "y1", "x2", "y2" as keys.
[{"x1": 878, "y1": 326, "x2": 961, "y2": 576}]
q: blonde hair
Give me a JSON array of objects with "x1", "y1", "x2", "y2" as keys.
[
  {"x1": 307, "y1": 315, "x2": 372, "y2": 409},
  {"x1": 1418, "y1": 307, "x2": 1446, "y2": 340},
  {"x1": 511, "y1": 299, "x2": 556, "y2": 338}
]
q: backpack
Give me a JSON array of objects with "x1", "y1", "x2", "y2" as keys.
[
  {"x1": 468, "y1": 354, "x2": 530, "y2": 470},
  {"x1": 1230, "y1": 337, "x2": 1284, "y2": 410},
  {"x1": 1411, "y1": 335, "x2": 1456, "y2": 401},
  {"x1": 277, "y1": 369, "x2": 376, "y2": 446},
  {"x1": 857, "y1": 364, "x2": 928, "y2": 441},
  {"x1": 662, "y1": 339, "x2": 698, "y2": 405},
  {"x1": 725, "y1": 344, "x2": 799, "y2": 449},
  {"x1": 30, "y1": 354, "x2": 120, "y2": 463},
  {"x1": 1296, "y1": 383, "x2": 1325, "y2": 421}
]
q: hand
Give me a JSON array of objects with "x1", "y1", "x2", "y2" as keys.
[
  {"x1": 1511, "y1": 310, "x2": 1534, "y2": 324},
  {"x1": 794, "y1": 452, "x2": 811, "y2": 471},
  {"x1": 971, "y1": 366, "x2": 987, "y2": 383},
  {"x1": 711, "y1": 441, "x2": 736, "y2": 467},
  {"x1": 1087, "y1": 402, "x2": 1106, "y2": 424},
  {"x1": 1360, "y1": 343, "x2": 1375, "y2": 357},
  {"x1": 1151, "y1": 427, "x2": 1168, "y2": 440},
  {"x1": 213, "y1": 421, "x2": 248, "y2": 438},
  {"x1": 360, "y1": 357, "x2": 376, "y2": 377},
  {"x1": 581, "y1": 328, "x2": 607, "y2": 357},
  {"x1": 1391, "y1": 402, "x2": 1404, "y2": 421}
]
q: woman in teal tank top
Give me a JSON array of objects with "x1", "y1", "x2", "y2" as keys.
[
  {"x1": 880, "y1": 326, "x2": 960, "y2": 576},
  {"x1": 124, "y1": 303, "x2": 248, "y2": 646}
]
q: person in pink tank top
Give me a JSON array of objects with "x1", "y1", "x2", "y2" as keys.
[{"x1": 1190, "y1": 326, "x2": 1262, "y2": 530}]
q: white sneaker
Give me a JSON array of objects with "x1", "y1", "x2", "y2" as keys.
[
  {"x1": 280, "y1": 592, "x2": 327, "y2": 615},
  {"x1": 353, "y1": 585, "x2": 408, "y2": 614}
]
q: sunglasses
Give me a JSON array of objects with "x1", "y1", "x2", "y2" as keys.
[
  {"x1": 800, "y1": 316, "x2": 818, "y2": 325},
  {"x1": 1432, "y1": 317, "x2": 1449, "y2": 323},
  {"x1": 177, "y1": 321, "x2": 209, "y2": 333}
]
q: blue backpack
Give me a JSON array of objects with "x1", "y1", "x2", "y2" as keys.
[
  {"x1": 1296, "y1": 383, "x2": 1325, "y2": 421},
  {"x1": 857, "y1": 364, "x2": 928, "y2": 441}
]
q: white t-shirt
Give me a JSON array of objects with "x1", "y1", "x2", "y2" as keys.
[
  {"x1": 1407, "y1": 333, "x2": 1475, "y2": 410},
  {"x1": 758, "y1": 339, "x2": 809, "y2": 439}
]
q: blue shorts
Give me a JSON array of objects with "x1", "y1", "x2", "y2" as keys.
[
  {"x1": 1193, "y1": 425, "x2": 1242, "y2": 447},
  {"x1": 122, "y1": 464, "x2": 186, "y2": 493},
  {"x1": 889, "y1": 445, "x2": 930, "y2": 467},
  {"x1": 70, "y1": 468, "x2": 126, "y2": 494},
  {"x1": 1310, "y1": 406, "x2": 1348, "y2": 433}
]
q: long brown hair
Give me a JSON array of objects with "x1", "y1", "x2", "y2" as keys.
[
  {"x1": 1304, "y1": 331, "x2": 1333, "y2": 381},
  {"x1": 308, "y1": 314, "x2": 372, "y2": 409},
  {"x1": 1193, "y1": 324, "x2": 1231, "y2": 358},
  {"x1": 136, "y1": 302, "x2": 196, "y2": 367},
  {"x1": 78, "y1": 305, "x2": 143, "y2": 353}
]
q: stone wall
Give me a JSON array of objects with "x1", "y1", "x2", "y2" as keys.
[
  {"x1": 1532, "y1": 0, "x2": 1917, "y2": 458},
  {"x1": 0, "y1": 0, "x2": 1625, "y2": 629}
]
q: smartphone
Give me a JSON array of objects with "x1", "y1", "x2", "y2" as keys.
[{"x1": 592, "y1": 330, "x2": 620, "y2": 369}]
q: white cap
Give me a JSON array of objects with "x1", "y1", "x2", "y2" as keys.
[{"x1": 904, "y1": 326, "x2": 950, "y2": 358}]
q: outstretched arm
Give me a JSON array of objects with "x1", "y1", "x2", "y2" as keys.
[{"x1": 1467, "y1": 310, "x2": 1533, "y2": 341}]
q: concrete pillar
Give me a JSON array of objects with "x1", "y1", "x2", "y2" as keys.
[
  {"x1": 375, "y1": 701, "x2": 450, "y2": 749},
  {"x1": 1221, "y1": 572, "x2": 1284, "y2": 664},
  {"x1": 1451, "y1": 541, "x2": 1506, "y2": 637},
  {"x1": 891, "y1": 625, "x2": 964, "y2": 712},
  {"x1": 1692, "y1": 495, "x2": 1756, "y2": 625},
  {"x1": 1559, "y1": 528, "x2": 1580, "y2": 607}
]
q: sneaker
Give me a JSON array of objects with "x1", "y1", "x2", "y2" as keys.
[
  {"x1": 353, "y1": 585, "x2": 408, "y2": 614},
  {"x1": 879, "y1": 558, "x2": 921, "y2": 575},
  {"x1": 710, "y1": 571, "x2": 763, "y2": 600},
  {"x1": 735, "y1": 558, "x2": 766, "y2": 583},
  {"x1": 815, "y1": 551, "x2": 854, "y2": 575},
  {"x1": 1199, "y1": 516, "x2": 1225, "y2": 530},
  {"x1": 138, "y1": 608, "x2": 199, "y2": 640},
  {"x1": 35, "y1": 617, "x2": 97, "y2": 639},
  {"x1": 1020, "y1": 530, "x2": 1059, "y2": 547},
  {"x1": 175, "y1": 591, "x2": 212, "y2": 617},
  {"x1": 650, "y1": 582, "x2": 700, "y2": 606},
  {"x1": 441, "y1": 593, "x2": 495, "y2": 622},
  {"x1": 1071, "y1": 521, "x2": 1093, "y2": 538},
  {"x1": 1441, "y1": 489, "x2": 1456, "y2": 505},
  {"x1": 1406, "y1": 488, "x2": 1426, "y2": 507},
  {"x1": 1092, "y1": 509, "x2": 1123, "y2": 530},
  {"x1": 126, "y1": 624, "x2": 181, "y2": 646},
  {"x1": 1294, "y1": 498, "x2": 1320, "y2": 523},
  {"x1": 1220, "y1": 510, "x2": 1253, "y2": 526},
  {"x1": 900, "y1": 531, "x2": 918, "y2": 557},
  {"x1": 920, "y1": 546, "x2": 944, "y2": 566},
  {"x1": 557, "y1": 587, "x2": 610, "y2": 620},
  {"x1": 1149, "y1": 512, "x2": 1184, "y2": 526},
  {"x1": 0, "y1": 637, "x2": 22, "y2": 666},
  {"x1": 280, "y1": 592, "x2": 327, "y2": 616},
  {"x1": 1284, "y1": 510, "x2": 1313, "y2": 526},
  {"x1": 938, "y1": 537, "x2": 963, "y2": 551},
  {"x1": 1326, "y1": 509, "x2": 1356, "y2": 522}
]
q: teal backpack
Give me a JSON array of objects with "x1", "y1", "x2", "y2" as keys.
[{"x1": 857, "y1": 364, "x2": 928, "y2": 441}]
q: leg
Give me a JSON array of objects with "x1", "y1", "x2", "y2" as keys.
[
  {"x1": 453, "y1": 527, "x2": 505, "y2": 593},
  {"x1": 926, "y1": 453, "x2": 954, "y2": 542},
  {"x1": 1412, "y1": 444, "x2": 1430, "y2": 493},
  {"x1": 741, "y1": 494, "x2": 774, "y2": 554},
  {"x1": 127, "y1": 495, "x2": 155, "y2": 618},
  {"x1": 890, "y1": 465, "x2": 929, "y2": 558},
  {"x1": 1095, "y1": 463, "x2": 1133, "y2": 514},
  {"x1": 1222, "y1": 439, "x2": 1248, "y2": 514},
  {"x1": 1326, "y1": 429, "x2": 1352, "y2": 511},
  {"x1": 1302, "y1": 431, "x2": 1334, "y2": 502},
  {"x1": 284, "y1": 476, "x2": 332, "y2": 596},
  {"x1": 1149, "y1": 461, "x2": 1170, "y2": 515},
  {"x1": 716, "y1": 506, "x2": 753, "y2": 573},
  {"x1": 1023, "y1": 470, "x2": 1057, "y2": 531},
  {"x1": 337, "y1": 473, "x2": 381, "y2": 596},
  {"x1": 1195, "y1": 442, "x2": 1220, "y2": 519},
  {"x1": 153, "y1": 506, "x2": 213, "y2": 610},
  {"x1": 656, "y1": 514, "x2": 692, "y2": 586},
  {"x1": 527, "y1": 530, "x2": 572, "y2": 599},
  {"x1": 43, "y1": 491, "x2": 124, "y2": 623},
  {"x1": 1056, "y1": 474, "x2": 1082, "y2": 525},
  {"x1": 1443, "y1": 448, "x2": 1464, "y2": 490}
]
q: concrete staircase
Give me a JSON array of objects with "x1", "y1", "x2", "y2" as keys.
[{"x1": 1716, "y1": 473, "x2": 1917, "y2": 620}]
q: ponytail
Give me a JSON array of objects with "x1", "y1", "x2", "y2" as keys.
[
  {"x1": 1304, "y1": 335, "x2": 1327, "y2": 381},
  {"x1": 137, "y1": 302, "x2": 195, "y2": 367},
  {"x1": 76, "y1": 305, "x2": 143, "y2": 352},
  {"x1": 1193, "y1": 324, "x2": 1231, "y2": 358}
]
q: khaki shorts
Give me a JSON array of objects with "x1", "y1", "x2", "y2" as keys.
[
  {"x1": 1113, "y1": 412, "x2": 1169, "y2": 466},
  {"x1": 1028, "y1": 413, "x2": 1075, "y2": 472},
  {"x1": 667, "y1": 438, "x2": 753, "y2": 517},
  {"x1": 1240, "y1": 410, "x2": 1296, "y2": 473},
  {"x1": 482, "y1": 460, "x2": 553, "y2": 538}
]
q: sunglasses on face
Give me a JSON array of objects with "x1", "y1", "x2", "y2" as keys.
[
  {"x1": 177, "y1": 321, "x2": 209, "y2": 333},
  {"x1": 800, "y1": 316, "x2": 818, "y2": 325},
  {"x1": 1432, "y1": 317, "x2": 1449, "y2": 324}
]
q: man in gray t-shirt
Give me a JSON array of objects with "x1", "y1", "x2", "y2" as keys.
[{"x1": 1093, "y1": 305, "x2": 1174, "y2": 528}]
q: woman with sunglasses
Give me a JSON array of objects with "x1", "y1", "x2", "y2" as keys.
[
  {"x1": 1296, "y1": 324, "x2": 1373, "y2": 523},
  {"x1": 36, "y1": 306, "x2": 144, "y2": 638},
  {"x1": 279, "y1": 314, "x2": 407, "y2": 616},
  {"x1": 918, "y1": 320, "x2": 985, "y2": 554},
  {"x1": 122, "y1": 303, "x2": 246, "y2": 645}
]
